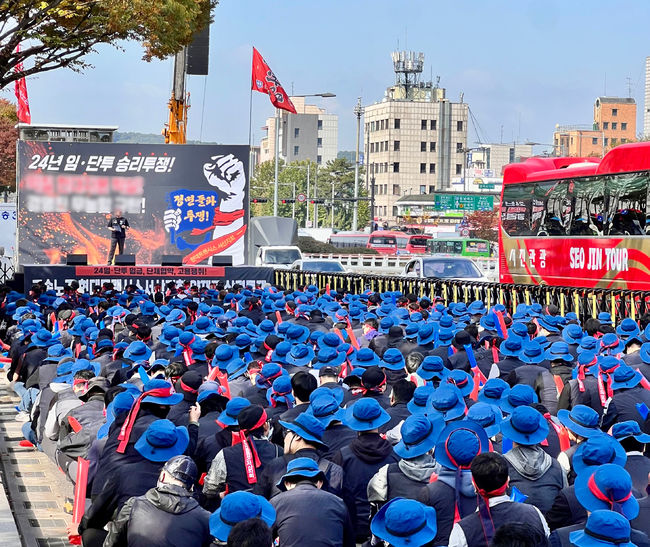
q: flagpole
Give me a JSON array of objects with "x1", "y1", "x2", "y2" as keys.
[
  {"x1": 273, "y1": 107, "x2": 280, "y2": 216},
  {"x1": 248, "y1": 67, "x2": 254, "y2": 178}
]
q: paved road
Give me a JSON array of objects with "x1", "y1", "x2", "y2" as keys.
[{"x1": 0, "y1": 377, "x2": 73, "y2": 546}]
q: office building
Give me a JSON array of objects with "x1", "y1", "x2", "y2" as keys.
[
  {"x1": 259, "y1": 97, "x2": 338, "y2": 166},
  {"x1": 364, "y1": 51, "x2": 468, "y2": 223},
  {"x1": 17, "y1": 123, "x2": 118, "y2": 142}
]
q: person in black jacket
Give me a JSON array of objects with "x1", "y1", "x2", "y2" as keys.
[
  {"x1": 611, "y1": 420, "x2": 650, "y2": 494},
  {"x1": 270, "y1": 457, "x2": 355, "y2": 547},
  {"x1": 602, "y1": 364, "x2": 650, "y2": 432},
  {"x1": 104, "y1": 455, "x2": 212, "y2": 547}
]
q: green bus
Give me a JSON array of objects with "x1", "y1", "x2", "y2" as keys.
[{"x1": 426, "y1": 238, "x2": 492, "y2": 257}]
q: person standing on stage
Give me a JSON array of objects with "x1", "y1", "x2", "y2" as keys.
[{"x1": 107, "y1": 209, "x2": 130, "y2": 265}]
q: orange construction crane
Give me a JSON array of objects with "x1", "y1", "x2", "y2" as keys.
[{"x1": 163, "y1": 48, "x2": 189, "y2": 144}]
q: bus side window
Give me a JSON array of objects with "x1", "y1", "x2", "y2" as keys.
[
  {"x1": 569, "y1": 177, "x2": 603, "y2": 236},
  {"x1": 454, "y1": 241, "x2": 462, "y2": 254},
  {"x1": 607, "y1": 172, "x2": 649, "y2": 236}
]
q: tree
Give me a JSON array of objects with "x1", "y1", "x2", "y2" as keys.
[
  {"x1": 0, "y1": 0, "x2": 216, "y2": 90},
  {"x1": 466, "y1": 208, "x2": 499, "y2": 242},
  {"x1": 0, "y1": 100, "x2": 18, "y2": 191}
]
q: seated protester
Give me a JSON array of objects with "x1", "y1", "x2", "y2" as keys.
[
  {"x1": 418, "y1": 420, "x2": 489, "y2": 546},
  {"x1": 370, "y1": 498, "x2": 438, "y2": 547},
  {"x1": 549, "y1": 465, "x2": 648, "y2": 547},
  {"x1": 316, "y1": 365, "x2": 347, "y2": 404},
  {"x1": 602, "y1": 364, "x2": 650, "y2": 432},
  {"x1": 494, "y1": 337, "x2": 525, "y2": 380},
  {"x1": 242, "y1": 363, "x2": 286, "y2": 408},
  {"x1": 448, "y1": 330, "x2": 477, "y2": 372},
  {"x1": 379, "y1": 347, "x2": 408, "y2": 386},
  {"x1": 380, "y1": 379, "x2": 415, "y2": 434},
  {"x1": 501, "y1": 406, "x2": 568, "y2": 513},
  {"x1": 226, "y1": 518, "x2": 273, "y2": 547},
  {"x1": 557, "y1": 351, "x2": 603, "y2": 416},
  {"x1": 270, "y1": 458, "x2": 355, "y2": 547},
  {"x1": 546, "y1": 434, "x2": 627, "y2": 531},
  {"x1": 166, "y1": 369, "x2": 203, "y2": 427},
  {"x1": 345, "y1": 366, "x2": 391, "y2": 410},
  {"x1": 368, "y1": 414, "x2": 440, "y2": 510},
  {"x1": 80, "y1": 420, "x2": 191, "y2": 547},
  {"x1": 203, "y1": 405, "x2": 282, "y2": 505},
  {"x1": 359, "y1": 317, "x2": 380, "y2": 348},
  {"x1": 415, "y1": 355, "x2": 448, "y2": 389},
  {"x1": 103, "y1": 455, "x2": 211, "y2": 547},
  {"x1": 209, "y1": 491, "x2": 276, "y2": 546},
  {"x1": 56, "y1": 377, "x2": 110, "y2": 483},
  {"x1": 266, "y1": 375, "x2": 295, "y2": 435},
  {"x1": 466, "y1": 402, "x2": 504, "y2": 453},
  {"x1": 611, "y1": 421, "x2": 650, "y2": 494},
  {"x1": 308, "y1": 391, "x2": 356, "y2": 460},
  {"x1": 255, "y1": 412, "x2": 343, "y2": 500},
  {"x1": 448, "y1": 452, "x2": 550, "y2": 547},
  {"x1": 278, "y1": 371, "x2": 317, "y2": 422},
  {"x1": 332, "y1": 398, "x2": 399, "y2": 544},
  {"x1": 194, "y1": 397, "x2": 251, "y2": 476},
  {"x1": 556, "y1": 405, "x2": 603, "y2": 482},
  {"x1": 195, "y1": 382, "x2": 229, "y2": 440}
]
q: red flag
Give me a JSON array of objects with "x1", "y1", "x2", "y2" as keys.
[
  {"x1": 14, "y1": 44, "x2": 31, "y2": 124},
  {"x1": 251, "y1": 47, "x2": 296, "y2": 114}
]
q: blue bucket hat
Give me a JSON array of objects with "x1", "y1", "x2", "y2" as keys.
[
  {"x1": 640, "y1": 343, "x2": 650, "y2": 364},
  {"x1": 616, "y1": 318, "x2": 640, "y2": 341},
  {"x1": 499, "y1": 384, "x2": 539, "y2": 414},
  {"x1": 557, "y1": 405, "x2": 602, "y2": 439},
  {"x1": 435, "y1": 420, "x2": 489, "y2": 470},
  {"x1": 569, "y1": 510, "x2": 634, "y2": 547},
  {"x1": 97, "y1": 391, "x2": 136, "y2": 439},
  {"x1": 545, "y1": 341, "x2": 574, "y2": 362},
  {"x1": 394, "y1": 414, "x2": 445, "y2": 459},
  {"x1": 573, "y1": 435, "x2": 627, "y2": 475},
  {"x1": 478, "y1": 378, "x2": 510, "y2": 406},
  {"x1": 574, "y1": 464, "x2": 639, "y2": 519},
  {"x1": 271, "y1": 341, "x2": 292, "y2": 364},
  {"x1": 519, "y1": 340, "x2": 546, "y2": 364},
  {"x1": 479, "y1": 314, "x2": 497, "y2": 331},
  {"x1": 437, "y1": 328, "x2": 454, "y2": 346},
  {"x1": 350, "y1": 348, "x2": 380, "y2": 368},
  {"x1": 343, "y1": 398, "x2": 391, "y2": 431},
  {"x1": 286, "y1": 324, "x2": 310, "y2": 344},
  {"x1": 370, "y1": 498, "x2": 437, "y2": 547},
  {"x1": 611, "y1": 420, "x2": 650, "y2": 444},
  {"x1": 468, "y1": 300, "x2": 487, "y2": 316},
  {"x1": 313, "y1": 347, "x2": 345, "y2": 370},
  {"x1": 30, "y1": 329, "x2": 57, "y2": 348},
  {"x1": 407, "y1": 385, "x2": 436, "y2": 415},
  {"x1": 43, "y1": 343, "x2": 73, "y2": 362},
  {"x1": 134, "y1": 419, "x2": 189, "y2": 462},
  {"x1": 212, "y1": 344, "x2": 240, "y2": 370},
  {"x1": 209, "y1": 491, "x2": 276, "y2": 542},
  {"x1": 598, "y1": 312, "x2": 613, "y2": 325},
  {"x1": 318, "y1": 332, "x2": 342, "y2": 351},
  {"x1": 562, "y1": 323, "x2": 585, "y2": 345},
  {"x1": 447, "y1": 370, "x2": 473, "y2": 397},
  {"x1": 267, "y1": 375, "x2": 295, "y2": 407},
  {"x1": 189, "y1": 316, "x2": 215, "y2": 335},
  {"x1": 418, "y1": 324, "x2": 436, "y2": 345},
  {"x1": 255, "y1": 363, "x2": 288, "y2": 388},
  {"x1": 466, "y1": 402, "x2": 503, "y2": 438},
  {"x1": 279, "y1": 412, "x2": 328, "y2": 448},
  {"x1": 427, "y1": 385, "x2": 466, "y2": 422},
  {"x1": 217, "y1": 397, "x2": 251, "y2": 427},
  {"x1": 577, "y1": 336, "x2": 599, "y2": 354},
  {"x1": 416, "y1": 356, "x2": 447, "y2": 382},
  {"x1": 600, "y1": 333, "x2": 625, "y2": 355},
  {"x1": 124, "y1": 341, "x2": 153, "y2": 363},
  {"x1": 610, "y1": 365, "x2": 643, "y2": 390},
  {"x1": 141, "y1": 379, "x2": 183, "y2": 405},
  {"x1": 499, "y1": 337, "x2": 523, "y2": 357},
  {"x1": 380, "y1": 348, "x2": 406, "y2": 371},
  {"x1": 538, "y1": 315, "x2": 560, "y2": 333},
  {"x1": 277, "y1": 457, "x2": 325, "y2": 490},
  {"x1": 165, "y1": 309, "x2": 187, "y2": 325},
  {"x1": 509, "y1": 323, "x2": 529, "y2": 339},
  {"x1": 307, "y1": 393, "x2": 345, "y2": 427},
  {"x1": 285, "y1": 344, "x2": 315, "y2": 367},
  {"x1": 500, "y1": 405, "x2": 549, "y2": 446}
]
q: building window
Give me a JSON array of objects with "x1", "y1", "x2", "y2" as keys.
[
  {"x1": 371, "y1": 121, "x2": 375, "y2": 132},
  {"x1": 294, "y1": 128, "x2": 300, "y2": 138},
  {"x1": 293, "y1": 146, "x2": 299, "y2": 156},
  {"x1": 318, "y1": 119, "x2": 323, "y2": 130},
  {"x1": 392, "y1": 206, "x2": 398, "y2": 217},
  {"x1": 420, "y1": 185, "x2": 426, "y2": 194},
  {"x1": 429, "y1": 185, "x2": 435, "y2": 193},
  {"x1": 383, "y1": 184, "x2": 388, "y2": 194},
  {"x1": 457, "y1": 120, "x2": 463, "y2": 131},
  {"x1": 430, "y1": 142, "x2": 436, "y2": 152},
  {"x1": 394, "y1": 119, "x2": 401, "y2": 129},
  {"x1": 384, "y1": 162, "x2": 388, "y2": 173},
  {"x1": 385, "y1": 140, "x2": 388, "y2": 151},
  {"x1": 603, "y1": 122, "x2": 609, "y2": 129},
  {"x1": 381, "y1": 120, "x2": 386, "y2": 130},
  {"x1": 611, "y1": 122, "x2": 617, "y2": 130},
  {"x1": 393, "y1": 184, "x2": 400, "y2": 195},
  {"x1": 611, "y1": 138, "x2": 617, "y2": 146},
  {"x1": 393, "y1": 162, "x2": 400, "y2": 173},
  {"x1": 420, "y1": 141, "x2": 427, "y2": 152},
  {"x1": 430, "y1": 120, "x2": 437, "y2": 130},
  {"x1": 455, "y1": 164, "x2": 462, "y2": 175},
  {"x1": 317, "y1": 155, "x2": 322, "y2": 164},
  {"x1": 317, "y1": 137, "x2": 323, "y2": 147},
  {"x1": 370, "y1": 143, "x2": 374, "y2": 153},
  {"x1": 604, "y1": 138, "x2": 608, "y2": 146},
  {"x1": 420, "y1": 163, "x2": 427, "y2": 174},
  {"x1": 429, "y1": 163, "x2": 436, "y2": 174},
  {"x1": 394, "y1": 140, "x2": 400, "y2": 151},
  {"x1": 612, "y1": 108, "x2": 618, "y2": 116},
  {"x1": 622, "y1": 122, "x2": 627, "y2": 130},
  {"x1": 421, "y1": 119, "x2": 427, "y2": 130},
  {"x1": 622, "y1": 138, "x2": 628, "y2": 143},
  {"x1": 592, "y1": 137, "x2": 598, "y2": 145},
  {"x1": 456, "y1": 143, "x2": 463, "y2": 152}
]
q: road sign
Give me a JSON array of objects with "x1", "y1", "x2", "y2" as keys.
[
  {"x1": 296, "y1": 193, "x2": 306, "y2": 203},
  {"x1": 461, "y1": 228, "x2": 470, "y2": 237}
]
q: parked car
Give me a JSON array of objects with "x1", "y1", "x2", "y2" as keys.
[
  {"x1": 291, "y1": 259, "x2": 346, "y2": 273},
  {"x1": 401, "y1": 256, "x2": 489, "y2": 282}
]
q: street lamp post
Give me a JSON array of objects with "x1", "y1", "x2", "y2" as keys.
[
  {"x1": 352, "y1": 97, "x2": 363, "y2": 231},
  {"x1": 272, "y1": 92, "x2": 335, "y2": 218}
]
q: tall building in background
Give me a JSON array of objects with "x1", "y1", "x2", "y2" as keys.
[
  {"x1": 259, "y1": 97, "x2": 338, "y2": 165},
  {"x1": 364, "y1": 51, "x2": 468, "y2": 223},
  {"x1": 644, "y1": 56, "x2": 650, "y2": 138}
]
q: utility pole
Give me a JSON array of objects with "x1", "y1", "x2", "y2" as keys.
[
  {"x1": 352, "y1": 97, "x2": 363, "y2": 231},
  {"x1": 331, "y1": 181, "x2": 335, "y2": 229},
  {"x1": 292, "y1": 177, "x2": 296, "y2": 219},
  {"x1": 370, "y1": 176, "x2": 376, "y2": 230},
  {"x1": 273, "y1": 109, "x2": 280, "y2": 216},
  {"x1": 314, "y1": 166, "x2": 319, "y2": 229},
  {"x1": 305, "y1": 163, "x2": 310, "y2": 228}
]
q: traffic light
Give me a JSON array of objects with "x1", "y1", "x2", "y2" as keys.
[
  {"x1": 251, "y1": 198, "x2": 268, "y2": 203},
  {"x1": 281, "y1": 199, "x2": 295, "y2": 204},
  {"x1": 310, "y1": 199, "x2": 325, "y2": 204}
]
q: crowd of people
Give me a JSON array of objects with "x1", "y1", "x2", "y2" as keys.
[{"x1": 3, "y1": 279, "x2": 650, "y2": 547}]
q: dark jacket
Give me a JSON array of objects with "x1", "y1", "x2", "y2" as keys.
[
  {"x1": 602, "y1": 386, "x2": 650, "y2": 432},
  {"x1": 321, "y1": 424, "x2": 357, "y2": 460},
  {"x1": 380, "y1": 402, "x2": 410, "y2": 434},
  {"x1": 270, "y1": 482, "x2": 355, "y2": 547},
  {"x1": 625, "y1": 453, "x2": 650, "y2": 494},
  {"x1": 545, "y1": 485, "x2": 586, "y2": 531},
  {"x1": 507, "y1": 364, "x2": 558, "y2": 414},
  {"x1": 557, "y1": 376, "x2": 604, "y2": 416}
]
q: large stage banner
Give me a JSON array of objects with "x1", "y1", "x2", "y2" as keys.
[{"x1": 17, "y1": 141, "x2": 250, "y2": 265}]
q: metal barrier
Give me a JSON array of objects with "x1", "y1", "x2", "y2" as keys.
[
  {"x1": 274, "y1": 269, "x2": 649, "y2": 325},
  {"x1": 0, "y1": 257, "x2": 15, "y2": 284}
]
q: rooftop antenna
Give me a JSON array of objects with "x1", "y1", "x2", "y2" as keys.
[
  {"x1": 604, "y1": 72, "x2": 607, "y2": 95},
  {"x1": 391, "y1": 50, "x2": 424, "y2": 100},
  {"x1": 626, "y1": 76, "x2": 633, "y2": 97}
]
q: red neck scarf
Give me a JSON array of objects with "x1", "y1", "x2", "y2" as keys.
[
  {"x1": 475, "y1": 483, "x2": 509, "y2": 545},
  {"x1": 230, "y1": 410, "x2": 267, "y2": 484}
]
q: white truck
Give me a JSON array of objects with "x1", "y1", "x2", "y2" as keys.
[{"x1": 249, "y1": 217, "x2": 302, "y2": 267}]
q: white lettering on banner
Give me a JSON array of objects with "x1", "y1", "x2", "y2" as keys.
[{"x1": 570, "y1": 247, "x2": 628, "y2": 272}]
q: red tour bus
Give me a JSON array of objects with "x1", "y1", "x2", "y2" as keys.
[
  {"x1": 367, "y1": 231, "x2": 432, "y2": 255},
  {"x1": 499, "y1": 142, "x2": 650, "y2": 289}
]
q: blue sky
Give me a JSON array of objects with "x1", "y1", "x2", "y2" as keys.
[{"x1": 5, "y1": 0, "x2": 650, "y2": 152}]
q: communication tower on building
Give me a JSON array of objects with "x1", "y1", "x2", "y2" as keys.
[{"x1": 391, "y1": 51, "x2": 425, "y2": 100}]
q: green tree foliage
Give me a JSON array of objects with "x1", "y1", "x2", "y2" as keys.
[
  {"x1": 0, "y1": 100, "x2": 18, "y2": 191},
  {"x1": 250, "y1": 157, "x2": 369, "y2": 231},
  {"x1": 0, "y1": 0, "x2": 216, "y2": 89}
]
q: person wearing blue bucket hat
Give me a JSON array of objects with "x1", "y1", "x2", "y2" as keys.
[
  {"x1": 209, "y1": 490, "x2": 276, "y2": 543},
  {"x1": 574, "y1": 464, "x2": 639, "y2": 520},
  {"x1": 407, "y1": 384, "x2": 436, "y2": 415},
  {"x1": 313, "y1": 347, "x2": 345, "y2": 370},
  {"x1": 285, "y1": 343, "x2": 315, "y2": 369},
  {"x1": 380, "y1": 348, "x2": 405, "y2": 372},
  {"x1": 507, "y1": 340, "x2": 559, "y2": 414},
  {"x1": 350, "y1": 347, "x2": 380, "y2": 368},
  {"x1": 467, "y1": 402, "x2": 503, "y2": 440},
  {"x1": 416, "y1": 355, "x2": 448, "y2": 387},
  {"x1": 498, "y1": 383, "x2": 539, "y2": 415},
  {"x1": 447, "y1": 369, "x2": 474, "y2": 402},
  {"x1": 602, "y1": 364, "x2": 650, "y2": 433},
  {"x1": 562, "y1": 323, "x2": 585, "y2": 348},
  {"x1": 495, "y1": 337, "x2": 524, "y2": 378},
  {"x1": 428, "y1": 384, "x2": 467, "y2": 423},
  {"x1": 478, "y1": 378, "x2": 510, "y2": 407},
  {"x1": 371, "y1": 498, "x2": 437, "y2": 547},
  {"x1": 501, "y1": 406, "x2": 566, "y2": 513},
  {"x1": 307, "y1": 392, "x2": 357, "y2": 459},
  {"x1": 123, "y1": 340, "x2": 152, "y2": 363},
  {"x1": 416, "y1": 322, "x2": 436, "y2": 348},
  {"x1": 568, "y1": 510, "x2": 636, "y2": 547},
  {"x1": 611, "y1": 420, "x2": 650, "y2": 494}
]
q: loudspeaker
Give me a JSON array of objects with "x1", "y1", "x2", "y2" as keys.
[
  {"x1": 161, "y1": 255, "x2": 184, "y2": 266},
  {"x1": 211, "y1": 255, "x2": 233, "y2": 266},
  {"x1": 66, "y1": 254, "x2": 87, "y2": 266},
  {"x1": 114, "y1": 254, "x2": 136, "y2": 266},
  {"x1": 186, "y1": 26, "x2": 210, "y2": 75}
]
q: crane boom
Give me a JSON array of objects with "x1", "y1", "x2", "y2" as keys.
[{"x1": 163, "y1": 48, "x2": 189, "y2": 144}]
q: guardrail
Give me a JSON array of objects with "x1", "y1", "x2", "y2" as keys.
[
  {"x1": 274, "y1": 269, "x2": 648, "y2": 325},
  {"x1": 0, "y1": 257, "x2": 15, "y2": 284}
]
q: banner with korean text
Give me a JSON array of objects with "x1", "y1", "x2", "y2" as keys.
[{"x1": 17, "y1": 141, "x2": 249, "y2": 265}]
